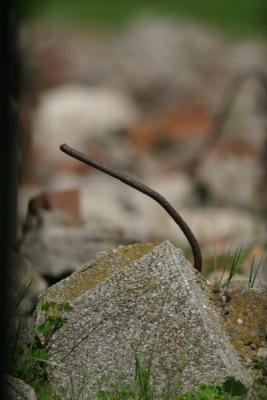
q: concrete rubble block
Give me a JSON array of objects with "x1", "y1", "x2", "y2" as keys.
[
  {"x1": 197, "y1": 155, "x2": 265, "y2": 210},
  {"x1": 31, "y1": 85, "x2": 140, "y2": 165},
  {"x1": 36, "y1": 241, "x2": 252, "y2": 398},
  {"x1": 19, "y1": 208, "x2": 151, "y2": 278},
  {"x1": 112, "y1": 17, "x2": 227, "y2": 107},
  {"x1": 3, "y1": 375, "x2": 37, "y2": 400}
]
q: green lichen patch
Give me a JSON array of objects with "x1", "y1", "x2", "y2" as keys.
[
  {"x1": 38, "y1": 242, "x2": 157, "y2": 305},
  {"x1": 116, "y1": 242, "x2": 159, "y2": 261},
  {"x1": 35, "y1": 243, "x2": 157, "y2": 349}
]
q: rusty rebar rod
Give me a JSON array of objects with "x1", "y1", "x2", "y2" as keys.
[{"x1": 60, "y1": 143, "x2": 202, "y2": 272}]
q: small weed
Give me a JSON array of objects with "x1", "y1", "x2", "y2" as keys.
[
  {"x1": 247, "y1": 255, "x2": 263, "y2": 288},
  {"x1": 37, "y1": 301, "x2": 73, "y2": 344},
  {"x1": 7, "y1": 289, "x2": 73, "y2": 398},
  {"x1": 210, "y1": 244, "x2": 263, "y2": 290},
  {"x1": 176, "y1": 380, "x2": 246, "y2": 399},
  {"x1": 224, "y1": 247, "x2": 247, "y2": 289},
  {"x1": 135, "y1": 354, "x2": 153, "y2": 400},
  {"x1": 97, "y1": 356, "x2": 247, "y2": 400},
  {"x1": 97, "y1": 354, "x2": 153, "y2": 400}
]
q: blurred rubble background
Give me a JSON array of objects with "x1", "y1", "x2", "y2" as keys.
[{"x1": 15, "y1": 1, "x2": 267, "y2": 310}]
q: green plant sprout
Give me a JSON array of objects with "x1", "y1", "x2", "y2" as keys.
[
  {"x1": 7, "y1": 287, "x2": 74, "y2": 397},
  {"x1": 38, "y1": 301, "x2": 73, "y2": 340},
  {"x1": 210, "y1": 244, "x2": 263, "y2": 290},
  {"x1": 97, "y1": 356, "x2": 247, "y2": 400},
  {"x1": 247, "y1": 255, "x2": 264, "y2": 289},
  {"x1": 221, "y1": 246, "x2": 248, "y2": 289}
]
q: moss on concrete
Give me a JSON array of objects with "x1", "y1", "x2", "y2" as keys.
[
  {"x1": 209, "y1": 286, "x2": 267, "y2": 395},
  {"x1": 38, "y1": 242, "x2": 157, "y2": 304}
]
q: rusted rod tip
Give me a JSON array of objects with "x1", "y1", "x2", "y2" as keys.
[
  {"x1": 59, "y1": 143, "x2": 202, "y2": 272},
  {"x1": 60, "y1": 143, "x2": 68, "y2": 152}
]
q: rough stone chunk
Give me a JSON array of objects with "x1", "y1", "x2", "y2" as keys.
[
  {"x1": 3, "y1": 375, "x2": 37, "y2": 400},
  {"x1": 38, "y1": 241, "x2": 251, "y2": 398}
]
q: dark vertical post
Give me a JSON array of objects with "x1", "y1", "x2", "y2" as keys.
[{"x1": 0, "y1": 0, "x2": 19, "y2": 377}]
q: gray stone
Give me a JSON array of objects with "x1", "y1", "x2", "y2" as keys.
[
  {"x1": 32, "y1": 85, "x2": 139, "y2": 166},
  {"x1": 37, "y1": 241, "x2": 251, "y2": 398},
  {"x1": 9, "y1": 251, "x2": 47, "y2": 313},
  {"x1": 3, "y1": 375, "x2": 37, "y2": 400},
  {"x1": 19, "y1": 209, "x2": 146, "y2": 277},
  {"x1": 197, "y1": 155, "x2": 265, "y2": 210}
]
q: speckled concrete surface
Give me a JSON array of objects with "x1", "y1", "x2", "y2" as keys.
[{"x1": 38, "y1": 241, "x2": 251, "y2": 398}]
